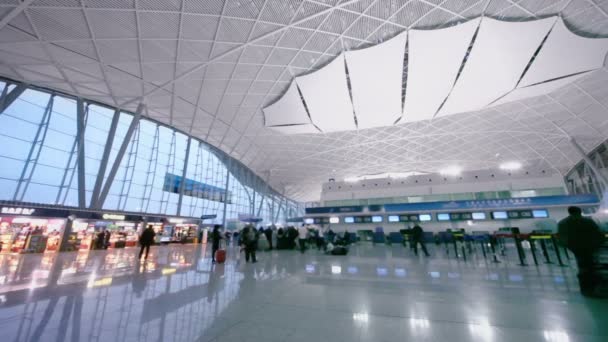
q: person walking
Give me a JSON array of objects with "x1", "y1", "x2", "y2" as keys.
[
  {"x1": 211, "y1": 225, "x2": 223, "y2": 263},
  {"x1": 139, "y1": 225, "x2": 156, "y2": 260},
  {"x1": 558, "y1": 206, "x2": 606, "y2": 297},
  {"x1": 103, "y1": 229, "x2": 111, "y2": 249},
  {"x1": 298, "y1": 224, "x2": 308, "y2": 253},
  {"x1": 241, "y1": 225, "x2": 258, "y2": 263},
  {"x1": 265, "y1": 226, "x2": 274, "y2": 250},
  {"x1": 411, "y1": 224, "x2": 430, "y2": 257}
]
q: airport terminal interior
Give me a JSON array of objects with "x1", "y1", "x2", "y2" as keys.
[{"x1": 1, "y1": 0, "x2": 608, "y2": 341}]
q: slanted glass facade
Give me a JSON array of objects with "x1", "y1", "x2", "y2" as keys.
[{"x1": 0, "y1": 79, "x2": 302, "y2": 224}]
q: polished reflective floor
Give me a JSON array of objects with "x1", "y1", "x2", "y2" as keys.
[{"x1": 0, "y1": 243, "x2": 606, "y2": 342}]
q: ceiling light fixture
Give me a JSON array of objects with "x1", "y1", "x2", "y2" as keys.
[
  {"x1": 440, "y1": 166, "x2": 462, "y2": 176},
  {"x1": 343, "y1": 171, "x2": 425, "y2": 183},
  {"x1": 499, "y1": 161, "x2": 522, "y2": 171}
]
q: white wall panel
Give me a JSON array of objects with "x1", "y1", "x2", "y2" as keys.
[
  {"x1": 403, "y1": 18, "x2": 480, "y2": 122},
  {"x1": 345, "y1": 31, "x2": 407, "y2": 129},
  {"x1": 519, "y1": 18, "x2": 608, "y2": 87},
  {"x1": 438, "y1": 17, "x2": 555, "y2": 117},
  {"x1": 493, "y1": 71, "x2": 592, "y2": 106},
  {"x1": 263, "y1": 81, "x2": 310, "y2": 127},
  {"x1": 269, "y1": 124, "x2": 320, "y2": 134},
  {"x1": 296, "y1": 54, "x2": 356, "y2": 132}
]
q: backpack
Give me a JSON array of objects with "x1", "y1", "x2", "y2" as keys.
[{"x1": 246, "y1": 228, "x2": 256, "y2": 244}]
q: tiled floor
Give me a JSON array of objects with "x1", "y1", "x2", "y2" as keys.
[{"x1": 0, "y1": 243, "x2": 605, "y2": 342}]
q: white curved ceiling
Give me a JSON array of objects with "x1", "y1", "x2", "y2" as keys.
[
  {"x1": 266, "y1": 15, "x2": 608, "y2": 130},
  {"x1": 0, "y1": 0, "x2": 608, "y2": 201}
]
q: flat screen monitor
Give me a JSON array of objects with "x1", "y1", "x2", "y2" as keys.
[
  {"x1": 388, "y1": 215, "x2": 399, "y2": 223},
  {"x1": 472, "y1": 212, "x2": 486, "y2": 220},
  {"x1": 372, "y1": 215, "x2": 383, "y2": 223},
  {"x1": 532, "y1": 209, "x2": 549, "y2": 218},
  {"x1": 304, "y1": 218, "x2": 314, "y2": 224},
  {"x1": 519, "y1": 211, "x2": 533, "y2": 218},
  {"x1": 329, "y1": 217, "x2": 340, "y2": 224},
  {"x1": 437, "y1": 213, "x2": 450, "y2": 221},
  {"x1": 344, "y1": 217, "x2": 355, "y2": 224},
  {"x1": 419, "y1": 214, "x2": 432, "y2": 222},
  {"x1": 492, "y1": 211, "x2": 508, "y2": 220},
  {"x1": 461, "y1": 213, "x2": 473, "y2": 220}
]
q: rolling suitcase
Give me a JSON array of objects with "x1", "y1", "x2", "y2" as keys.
[{"x1": 215, "y1": 248, "x2": 226, "y2": 263}]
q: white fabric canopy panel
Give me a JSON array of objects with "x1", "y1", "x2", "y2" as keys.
[
  {"x1": 403, "y1": 18, "x2": 480, "y2": 122},
  {"x1": 438, "y1": 17, "x2": 555, "y2": 117},
  {"x1": 345, "y1": 31, "x2": 407, "y2": 129},
  {"x1": 268, "y1": 124, "x2": 320, "y2": 134},
  {"x1": 492, "y1": 71, "x2": 593, "y2": 106},
  {"x1": 296, "y1": 54, "x2": 356, "y2": 133},
  {"x1": 263, "y1": 81, "x2": 312, "y2": 127},
  {"x1": 519, "y1": 18, "x2": 608, "y2": 87}
]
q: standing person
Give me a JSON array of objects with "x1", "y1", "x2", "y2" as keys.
[
  {"x1": 265, "y1": 226, "x2": 274, "y2": 250},
  {"x1": 96, "y1": 230, "x2": 105, "y2": 249},
  {"x1": 103, "y1": 229, "x2": 111, "y2": 249},
  {"x1": 411, "y1": 224, "x2": 430, "y2": 257},
  {"x1": 298, "y1": 224, "x2": 308, "y2": 253},
  {"x1": 211, "y1": 225, "x2": 223, "y2": 263},
  {"x1": 139, "y1": 225, "x2": 156, "y2": 260},
  {"x1": 558, "y1": 206, "x2": 606, "y2": 297},
  {"x1": 241, "y1": 225, "x2": 258, "y2": 263}
]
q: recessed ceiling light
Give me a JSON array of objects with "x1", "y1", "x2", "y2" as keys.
[
  {"x1": 440, "y1": 166, "x2": 462, "y2": 176},
  {"x1": 499, "y1": 161, "x2": 522, "y2": 171}
]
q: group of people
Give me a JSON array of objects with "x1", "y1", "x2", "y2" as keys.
[{"x1": 132, "y1": 206, "x2": 606, "y2": 297}]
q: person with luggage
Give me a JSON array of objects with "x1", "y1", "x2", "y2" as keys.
[
  {"x1": 411, "y1": 224, "x2": 430, "y2": 257},
  {"x1": 211, "y1": 225, "x2": 223, "y2": 264},
  {"x1": 241, "y1": 224, "x2": 258, "y2": 263},
  {"x1": 558, "y1": 206, "x2": 606, "y2": 297},
  {"x1": 298, "y1": 224, "x2": 308, "y2": 253},
  {"x1": 139, "y1": 225, "x2": 156, "y2": 260}
]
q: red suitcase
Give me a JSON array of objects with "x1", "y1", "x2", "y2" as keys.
[{"x1": 215, "y1": 249, "x2": 226, "y2": 263}]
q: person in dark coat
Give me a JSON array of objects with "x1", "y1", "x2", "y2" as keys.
[
  {"x1": 265, "y1": 226, "x2": 274, "y2": 250},
  {"x1": 211, "y1": 225, "x2": 223, "y2": 263},
  {"x1": 139, "y1": 225, "x2": 156, "y2": 260},
  {"x1": 96, "y1": 230, "x2": 105, "y2": 249},
  {"x1": 103, "y1": 229, "x2": 111, "y2": 249},
  {"x1": 558, "y1": 206, "x2": 606, "y2": 297},
  {"x1": 411, "y1": 225, "x2": 430, "y2": 257},
  {"x1": 241, "y1": 225, "x2": 258, "y2": 263}
]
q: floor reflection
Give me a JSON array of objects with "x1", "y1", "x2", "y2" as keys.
[{"x1": 0, "y1": 244, "x2": 605, "y2": 342}]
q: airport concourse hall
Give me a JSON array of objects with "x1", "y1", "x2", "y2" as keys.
[{"x1": 3, "y1": 1, "x2": 608, "y2": 342}]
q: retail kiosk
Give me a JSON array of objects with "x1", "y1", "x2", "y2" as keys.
[{"x1": 0, "y1": 206, "x2": 68, "y2": 254}]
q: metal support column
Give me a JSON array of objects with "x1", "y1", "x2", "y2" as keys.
[
  {"x1": 90, "y1": 109, "x2": 120, "y2": 208},
  {"x1": 76, "y1": 99, "x2": 87, "y2": 208},
  {"x1": 176, "y1": 137, "x2": 192, "y2": 216},
  {"x1": 96, "y1": 103, "x2": 144, "y2": 209},
  {"x1": 221, "y1": 164, "x2": 230, "y2": 227},
  {"x1": 0, "y1": 83, "x2": 26, "y2": 113},
  {"x1": 570, "y1": 137, "x2": 608, "y2": 189},
  {"x1": 13, "y1": 95, "x2": 54, "y2": 201}
]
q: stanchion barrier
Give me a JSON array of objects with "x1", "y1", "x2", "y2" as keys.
[
  {"x1": 539, "y1": 239, "x2": 552, "y2": 264},
  {"x1": 551, "y1": 235, "x2": 567, "y2": 267},
  {"x1": 529, "y1": 239, "x2": 539, "y2": 266},
  {"x1": 514, "y1": 234, "x2": 528, "y2": 266}
]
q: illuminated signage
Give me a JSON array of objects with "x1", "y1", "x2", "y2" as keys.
[
  {"x1": 102, "y1": 214, "x2": 126, "y2": 220},
  {"x1": 1, "y1": 207, "x2": 35, "y2": 215},
  {"x1": 162, "y1": 268, "x2": 176, "y2": 275},
  {"x1": 168, "y1": 218, "x2": 185, "y2": 224},
  {"x1": 88, "y1": 277, "x2": 113, "y2": 288}
]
